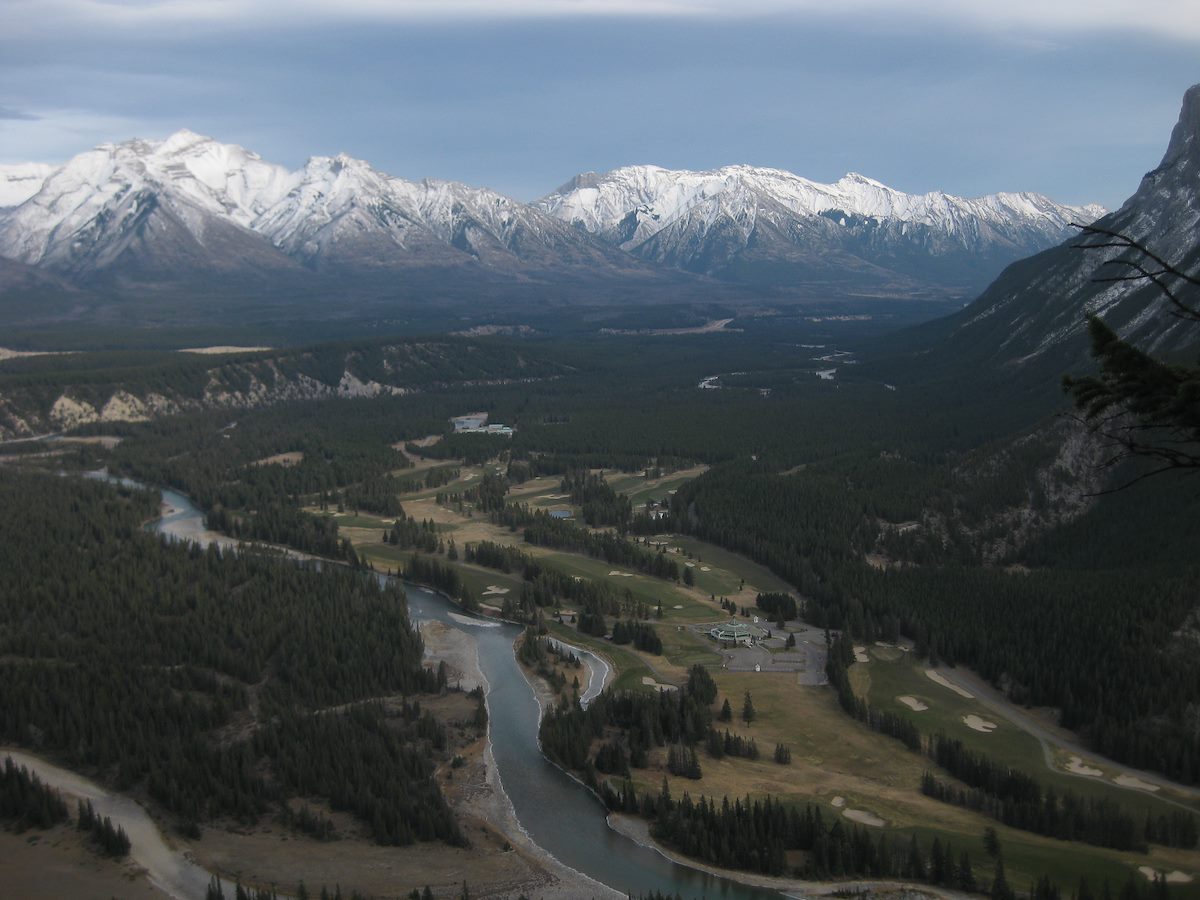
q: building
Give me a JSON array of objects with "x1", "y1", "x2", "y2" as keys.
[
  {"x1": 708, "y1": 621, "x2": 767, "y2": 646},
  {"x1": 548, "y1": 509, "x2": 573, "y2": 520},
  {"x1": 452, "y1": 413, "x2": 488, "y2": 432},
  {"x1": 450, "y1": 413, "x2": 514, "y2": 437}
]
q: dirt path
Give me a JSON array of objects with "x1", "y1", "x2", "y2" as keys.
[
  {"x1": 929, "y1": 667, "x2": 1200, "y2": 808},
  {"x1": 2, "y1": 748, "x2": 225, "y2": 898}
]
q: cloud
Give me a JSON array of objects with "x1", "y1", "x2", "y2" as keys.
[
  {"x1": 0, "y1": 106, "x2": 40, "y2": 121},
  {"x1": 6, "y1": 0, "x2": 1200, "y2": 42},
  {"x1": 0, "y1": 109, "x2": 148, "y2": 165}
]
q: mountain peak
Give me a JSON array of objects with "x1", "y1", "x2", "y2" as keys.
[
  {"x1": 928, "y1": 83, "x2": 1200, "y2": 370},
  {"x1": 1142, "y1": 82, "x2": 1200, "y2": 188},
  {"x1": 158, "y1": 128, "x2": 212, "y2": 153}
]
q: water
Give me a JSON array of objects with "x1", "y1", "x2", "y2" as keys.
[
  {"x1": 151, "y1": 484, "x2": 781, "y2": 900},
  {"x1": 405, "y1": 581, "x2": 781, "y2": 899}
]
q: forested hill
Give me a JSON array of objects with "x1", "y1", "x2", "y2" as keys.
[
  {"x1": 0, "y1": 336, "x2": 566, "y2": 440},
  {"x1": 0, "y1": 469, "x2": 463, "y2": 845}
]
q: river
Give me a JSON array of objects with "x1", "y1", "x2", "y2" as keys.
[{"x1": 51, "y1": 481, "x2": 783, "y2": 899}]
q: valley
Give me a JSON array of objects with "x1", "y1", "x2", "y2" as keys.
[{"x1": 0, "y1": 35, "x2": 1197, "y2": 900}]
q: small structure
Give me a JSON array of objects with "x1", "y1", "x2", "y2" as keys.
[
  {"x1": 708, "y1": 621, "x2": 767, "y2": 646},
  {"x1": 451, "y1": 412, "x2": 514, "y2": 437},
  {"x1": 452, "y1": 412, "x2": 488, "y2": 432},
  {"x1": 548, "y1": 509, "x2": 573, "y2": 520}
]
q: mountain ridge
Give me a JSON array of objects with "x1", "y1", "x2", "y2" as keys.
[
  {"x1": 535, "y1": 163, "x2": 1104, "y2": 293},
  {"x1": 0, "y1": 130, "x2": 1106, "y2": 321}
]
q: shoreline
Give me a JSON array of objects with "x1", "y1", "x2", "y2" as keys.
[
  {"x1": 463, "y1": 629, "x2": 624, "y2": 900},
  {"x1": 605, "y1": 812, "x2": 968, "y2": 900}
]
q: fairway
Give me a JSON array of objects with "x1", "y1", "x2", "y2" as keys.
[
  {"x1": 859, "y1": 648, "x2": 1200, "y2": 819},
  {"x1": 620, "y1": 668, "x2": 1200, "y2": 898}
]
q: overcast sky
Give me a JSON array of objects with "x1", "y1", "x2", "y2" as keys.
[{"x1": 1, "y1": 0, "x2": 1197, "y2": 208}]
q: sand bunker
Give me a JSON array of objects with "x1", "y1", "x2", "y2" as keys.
[
  {"x1": 447, "y1": 612, "x2": 501, "y2": 629},
  {"x1": 830, "y1": 796, "x2": 846, "y2": 808},
  {"x1": 1114, "y1": 774, "x2": 1161, "y2": 792},
  {"x1": 685, "y1": 562, "x2": 696, "y2": 568},
  {"x1": 843, "y1": 809, "x2": 885, "y2": 827},
  {"x1": 672, "y1": 604, "x2": 683, "y2": 609},
  {"x1": 962, "y1": 715, "x2": 998, "y2": 733},
  {"x1": 898, "y1": 696, "x2": 929, "y2": 712},
  {"x1": 641, "y1": 676, "x2": 677, "y2": 693},
  {"x1": 621, "y1": 573, "x2": 634, "y2": 577},
  {"x1": 608, "y1": 571, "x2": 622, "y2": 576},
  {"x1": 179, "y1": 345, "x2": 271, "y2": 354},
  {"x1": 853, "y1": 646, "x2": 870, "y2": 663},
  {"x1": 925, "y1": 670, "x2": 975, "y2": 698},
  {"x1": 1064, "y1": 755, "x2": 1103, "y2": 777},
  {"x1": 700, "y1": 566, "x2": 711, "y2": 571},
  {"x1": 1139, "y1": 868, "x2": 1193, "y2": 884},
  {"x1": 481, "y1": 585, "x2": 510, "y2": 596}
]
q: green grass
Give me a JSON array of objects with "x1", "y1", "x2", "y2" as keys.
[
  {"x1": 655, "y1": 622, "x2": 721, "y2": 669},
  {"x1": 619, "y1": 471, "x2": 702, "y2": 508},
  {"x1": 899, "y1": 821, "x2": 1170, "y2": 899},
  {"x1": 859, "y1": 650, "x2": 1200, "y2": 819},
  {"x1": 454, "y1": 565, "x2": 523, "y2": 602},
  {"x1": 535, "y1": 551, "x2": 719, "y2": 622},
  {"x1": 664, "y1": 535, "x2": 795, "y2": 596},
  {"x1": 329, "y1": 513, "x2": 392, "y2": 529},
  {"x1": 546, "y1": 621, "x2": 655, "y2": 693}
]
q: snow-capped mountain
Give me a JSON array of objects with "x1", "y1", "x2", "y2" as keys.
[
  {"x1": 0, "y1": 127, "x2": 1110, "y2": 317},
  {"x1": 251, "y1": 153, "x2": 640, "y2": 273},
  {"x1": 899, "y1": 83, "x2": 1200, "y2": 371},
  {"x1": 537, "y1": 165, "x2": 1105, "y2": 294},
  {"x1": 0, "y1": 130, "x2": 301, "y2": 280},
  {"x1": 0, "y1": 163, "x2": 55, "y2": 208},
  {"x1": 0, "y1": 130, "x2": 645, "y2": 288}
]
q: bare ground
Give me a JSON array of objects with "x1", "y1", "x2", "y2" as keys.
[{"x1": 0, "y1": 825, "x2": 165, "y2": 900}]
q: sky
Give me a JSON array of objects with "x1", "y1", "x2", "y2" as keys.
[{"x1": 1, "y1": 0, "x2": 1197, "y2": 209}]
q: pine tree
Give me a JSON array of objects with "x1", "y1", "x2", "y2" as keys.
[{"x1": 991, "y1": 855, "x2": 1014, "y2": 900}]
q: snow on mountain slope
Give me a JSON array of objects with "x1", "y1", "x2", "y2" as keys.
[
  {"x1": 541, "y1": 164, "x2": 1103, "y2": 249},
  {"x1": 0, "y1": 130, "x2": 298, "y2": 277},
  {"x1": 0, "y1": 163, "x2": 55, "y2": 208},
  {"x1": 537, "y1": 164, "x2": 1105, "y2": 291},
  {"x1": 253, "y1": 154, "x2": 634, "y2": 272},
  {"x1": 0, "y1": 128, "x2": 1107, "y2": 304},
  {"x1": 0, "y1": 130, "x2": 641, "y2": 280}
]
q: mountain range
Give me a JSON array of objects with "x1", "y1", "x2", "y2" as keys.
[
  {"x1": 0, "y1": 131, "x2": 1103, "y2": 324},
  {"x1": 537, "y1": 165, "x2": 1102, "y2": 294}
]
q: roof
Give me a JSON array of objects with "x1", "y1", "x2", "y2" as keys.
[{"x1": 709, "y1": 621, "x2": 766, "y2": 639}]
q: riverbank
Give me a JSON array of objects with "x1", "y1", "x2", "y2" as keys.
[
  {"x1": 607, "y1": 813, "x2": 967, "y2": 900},
  {"x1": 423, "y1": 622, "x2": 623, "y2": 899}
]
